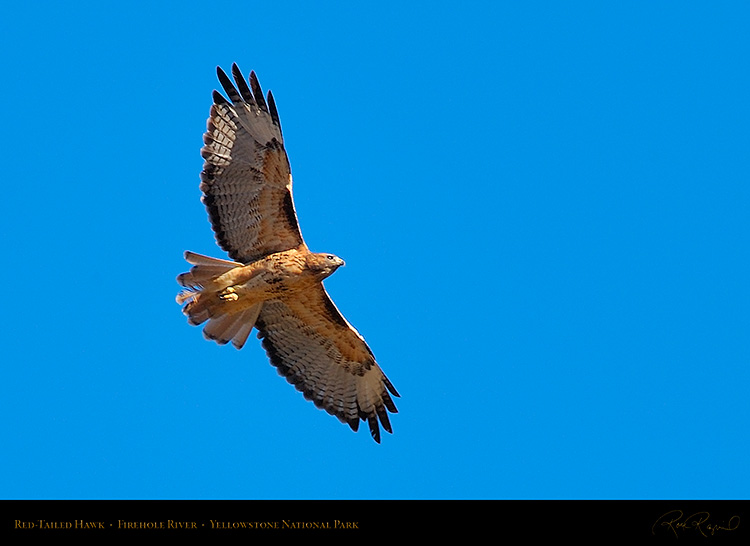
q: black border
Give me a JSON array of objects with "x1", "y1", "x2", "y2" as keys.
[{"x1": 2, "y1": 500, "x2": 748, "y2": 541}]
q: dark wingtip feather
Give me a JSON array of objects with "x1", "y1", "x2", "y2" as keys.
[
  {"x1": 367, "y1": 415, "x2": 381, "y2": 443},
  {"x1": 215, "y1": 65, "x2": 230, "y2": 90},
  {"x1": 267, "y1": 90, "x2": 282, "y2": 131},
  {"x1": 249, "y1": 71, "x2": 268, "y2": 112},
  {"x1": 377, "y1": 406, "x2": 393, "y2": 434},
  {"x1": 384, "y1": 376, "x2": 400, "y2": 398},
  {"x1": 212, "y1": 89, "x2": 228, "y2": 105},
  {"x1": 231, "y1": 63, "x2": 256, "y2": 104},
  {"x1": 216, "y1": 66, "x2": 242, "y2": 104}
]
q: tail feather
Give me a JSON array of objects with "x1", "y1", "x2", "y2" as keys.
[
  {"x1": 176, "y1": 251, "x2": 260, "y2": 349},
  {"x1": 231, "y1": 316, "x2": 256, "y2": 349},
  {"x1": 184, "y1": 251, "x2": 240, "y2": 267},
  {"x1": 177, "y1": 251, "x2": 242, "y2": 289},
  {"x1": 202, "y1": 304, "x2": 262, "y2": 349},
  {"x1": 182, "y1": 294, "x2": 213, "y2": 325},
  {"x1": 203, "y1": 313, "x2": 241, "y2": 344},
  {"x1": 176, "y1": 250, "x2": 241, "y2": 306}
]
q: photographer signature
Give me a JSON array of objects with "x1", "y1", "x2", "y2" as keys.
[{"x1": 652, "y1": 510, "x2": 740, "y2": 538}]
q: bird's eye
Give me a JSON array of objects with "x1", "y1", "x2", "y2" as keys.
[{"x1": 327, "y1": 255, "x2": 335, "y2": 261}]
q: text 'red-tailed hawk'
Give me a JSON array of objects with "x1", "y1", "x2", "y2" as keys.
[{"x1": 176, "y1": 64, "x2": 399, "y2": 442}]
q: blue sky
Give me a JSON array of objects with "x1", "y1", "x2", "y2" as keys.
[{"x1": 1, "y1": 1, "x2": 748, "y2": 500}]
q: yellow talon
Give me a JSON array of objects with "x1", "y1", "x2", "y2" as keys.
[{"x1": 219, "y1": 287, "x2": 239, "y2": 301}]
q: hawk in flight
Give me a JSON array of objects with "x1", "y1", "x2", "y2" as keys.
[{"x1": 176, "y1": 64, "x2": 399, "y2": 442}]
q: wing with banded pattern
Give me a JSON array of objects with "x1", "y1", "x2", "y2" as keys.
[
  {"x1": 200, "y1": 64, "x2": 305, "y2": 263},
  {"x1": 256, "y1": 286, "x2": 399, "y2": 443}
]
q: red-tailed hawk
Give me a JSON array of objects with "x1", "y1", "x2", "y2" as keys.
[{"x1": 177, "y1": 64, "x2": 399, "y2": 442}]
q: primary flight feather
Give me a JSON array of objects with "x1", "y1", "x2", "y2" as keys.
[{"x1": 177, "y1": 64, "x2": 399, "y2": 442}]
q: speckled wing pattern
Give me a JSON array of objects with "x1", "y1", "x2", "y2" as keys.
[
  {"x1": 257, "y1": 289, "x2": 400, "y2": 443},
  {"x1": 200, "y1": 64, "x2": 304, "y2": 263},
  {"x1": 194, "y1": 65, "x2": 399, "y2": 442}
]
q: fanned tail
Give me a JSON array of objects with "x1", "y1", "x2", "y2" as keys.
[
  {"x1": 176, "y1": 251, "x2": 260, "y2": 349},
  {"x1": 202, "y1": 304, "x2": 262, "y2": 349}
]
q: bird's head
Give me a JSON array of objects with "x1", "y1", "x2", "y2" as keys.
[{"x1": 307, "y1": 252, "x2": 345, "y2": 278}]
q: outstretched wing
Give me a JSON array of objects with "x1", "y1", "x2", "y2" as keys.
[
  {"x1": 200, "y1": 64, "x2": 304, "y2": 263},
  {"x1": 255, "y1": 286, "x2": 400, "y2": 443}
]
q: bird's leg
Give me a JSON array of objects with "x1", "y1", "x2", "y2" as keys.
[{"x1": 219, "y1": 286, "x2": 239, "y2": 301}]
